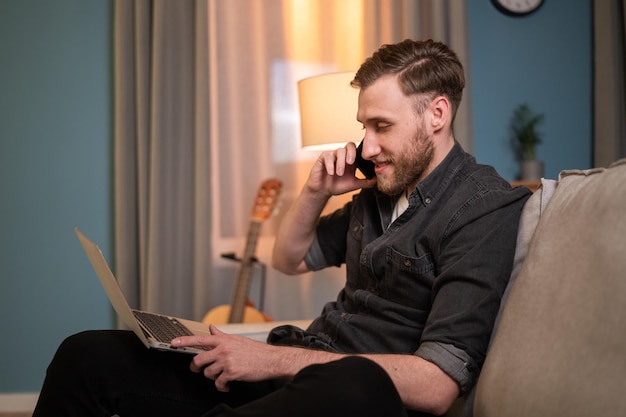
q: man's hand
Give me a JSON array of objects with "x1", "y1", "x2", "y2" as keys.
[
  {"x1": 307, "y1": 142, "x2": 376, "y2": 197},
  {"x1": 172, "y1": 325, "x2": 292, "y2": 392},
  {"x1": 272, "y1": 142, "x2": 376, "y2": 275}
]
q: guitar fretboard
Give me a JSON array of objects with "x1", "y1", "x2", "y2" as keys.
[{"x1": 228, "y1": 220, "x2": 262, "y2": 323}]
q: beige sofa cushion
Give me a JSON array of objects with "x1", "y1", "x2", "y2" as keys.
[{"x1": 474, "y1": 159, "x2": 626, "y2": 417}]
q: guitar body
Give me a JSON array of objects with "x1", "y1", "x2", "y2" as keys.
[{"x1": 202, "y1": 303, "x2": 269, "y2": 324}]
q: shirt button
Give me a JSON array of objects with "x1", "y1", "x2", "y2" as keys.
[
  {"x1": 424, "y1": 197, "x2": 432, "y2": 204},
  {"x1": 404, "y1": 259, "x2": 412, "y2": 267}
]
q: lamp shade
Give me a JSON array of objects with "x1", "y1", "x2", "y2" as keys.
[{"x1": 298, "y1": 71, "x2": 363, "y2": 150}]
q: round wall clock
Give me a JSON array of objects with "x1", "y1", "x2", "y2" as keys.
[{"x1": 491, "y1": 0, "x2": 545, "y2": 16}]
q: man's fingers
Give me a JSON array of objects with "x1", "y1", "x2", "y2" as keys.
[
  {"x1": 209, "y1": 324, "x2": 224, "y2": 335},
  {"x1": 213, "y1": 373, "x2": 231, "y2": 392},
  {"x1": 319, "y1": 147, "x2": 353, "y2": 176},
  {"x1": 172, "y1": 335, "x2": 213, "y2": 348},
  {"x1": 334, "y1": 147, "x2": 347, "y2": 175},
  {"x1": 345, "y1": 141, "x2": 358, "y2": 164}
]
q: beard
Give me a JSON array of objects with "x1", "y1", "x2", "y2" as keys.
[{"x1": 376, "y1": 126, "x2": 435, "y2": 196}]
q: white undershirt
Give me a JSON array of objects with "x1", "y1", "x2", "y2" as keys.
[{"x1": 391, "y1": 191, "x2": 410, "y2": 223}]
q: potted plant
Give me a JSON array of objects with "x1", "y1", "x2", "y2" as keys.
[{"x1": 510, "y1": 103, "x2": 545, "y2": 181}]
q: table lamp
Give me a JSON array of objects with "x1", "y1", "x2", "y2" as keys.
[{"x1": 297, "y1": 71, "x2": 363, "y2": 151}]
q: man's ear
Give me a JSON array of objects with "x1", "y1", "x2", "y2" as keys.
[{"x1": 429, "y1": 96, "x2": 451, "y2": 132}]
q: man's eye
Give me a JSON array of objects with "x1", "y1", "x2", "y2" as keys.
[{"x1": 376, "y1": 124, "x2": 391, "y2": 132}]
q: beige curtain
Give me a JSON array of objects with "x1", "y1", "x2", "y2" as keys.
[
  {"x1": 114, "y1": 0, "x2": 212, "y2": 320},
  {"x1": 594, "y1": 0, "x2": 626, "y2": 167},
  {"x1": 114, "y1": 0, "x2": 470, "y2": 321}
]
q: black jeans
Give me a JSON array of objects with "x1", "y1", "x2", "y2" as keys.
[{"x1": 32, "y1": 330, "x2": 408, "y2": 417}]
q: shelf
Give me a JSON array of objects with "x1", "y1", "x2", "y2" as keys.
[{"x1": 510, "y1": 180, "x2": 541, "y2": 192}]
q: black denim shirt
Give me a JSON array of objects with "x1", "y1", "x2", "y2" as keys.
[{"x1": 279, "y1": 142, "x2": 531, "y2": 394}]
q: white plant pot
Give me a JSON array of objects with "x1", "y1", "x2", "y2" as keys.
[{"x1": 520, "y1": 160, "x2": 544, "y2": 181}]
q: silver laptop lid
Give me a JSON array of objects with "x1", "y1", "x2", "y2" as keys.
[{"x1": 74, "y1": 228, "x2": 151, "y2": 348}]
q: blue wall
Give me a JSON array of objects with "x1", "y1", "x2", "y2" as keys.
[
  {"x1": 0, "y1": 0, "x2": 592, "y2": 393},
  {"x1": 0, "y1": 0, "x2": 113, "y2": 392},
  {"x1": 468, "y1": 0, "x2": 592, "y2": 179}
]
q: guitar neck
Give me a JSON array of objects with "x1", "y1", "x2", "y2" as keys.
[{"x1": 228, "y1": 220, "x2": 262, "y2": 323}]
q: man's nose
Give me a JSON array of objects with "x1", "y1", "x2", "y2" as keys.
[{"x1": 359, "y1": 137, "x2": 379, "y2": 161}]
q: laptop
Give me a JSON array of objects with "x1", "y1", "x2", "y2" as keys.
[{"x1": 75, "y1": 227, "x2": 208, "y2": 355}]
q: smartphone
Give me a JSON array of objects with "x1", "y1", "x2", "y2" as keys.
[{"x1": 355, "y1": 140, "x2": 376, "y2": 179}]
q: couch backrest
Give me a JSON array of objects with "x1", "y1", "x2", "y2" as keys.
[{"x1": 474, "y1": 159, "x2": 626, "y2": 417}]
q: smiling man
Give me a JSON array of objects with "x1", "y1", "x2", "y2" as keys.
[
  {"x1": 33, "y1": 39, "x2": 531, "y2": 417},
  {"x1": 269, "y1": 39, "x2": 531, "y2": 415}
]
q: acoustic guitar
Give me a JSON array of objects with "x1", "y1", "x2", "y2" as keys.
[{"x1": 202, "y1": 178, "x2": 282, "y2": 324}]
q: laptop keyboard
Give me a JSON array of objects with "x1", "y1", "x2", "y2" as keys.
[{"x1": 133, "y1": 310, "x2": 194, "y2": 342}]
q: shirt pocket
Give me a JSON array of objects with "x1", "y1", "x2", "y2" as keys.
[
  {"x1": 345, "y1": 215, "x2": 365, "y2": 289},
  {"x1": 382, "y1": 246, "x2": 435, "y2": 308}
]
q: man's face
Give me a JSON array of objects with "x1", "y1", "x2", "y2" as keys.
[{"x1": 356, "y1": 75, "x2": 434, "y2": 196}]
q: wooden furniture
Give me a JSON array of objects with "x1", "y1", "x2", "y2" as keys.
[{"x1": 510, "y1": 180, "x2": 541, "y2": 192}]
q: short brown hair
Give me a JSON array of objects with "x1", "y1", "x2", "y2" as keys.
[{"x1": 352, "y1": 39, "x2": 465, "y2": 119}]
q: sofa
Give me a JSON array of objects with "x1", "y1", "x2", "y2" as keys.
[
  {"x1": 223, "y1": 158, "x2": 626, "y2": 416},
  {"x1": 448, "y1": 157, "x2": 626, "y2": 417}
]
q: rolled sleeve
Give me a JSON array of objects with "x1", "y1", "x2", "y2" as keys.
[
  {"x1": 303, "y1": 235, "x2": 329, "y2": 271},
  {"x1": 416, "y1": 341, "x2": 475, "y2": 395}
]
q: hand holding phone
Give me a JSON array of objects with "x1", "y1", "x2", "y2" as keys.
[{"x1": 355, "y1": 140, "x2": 375, "y2": 179}]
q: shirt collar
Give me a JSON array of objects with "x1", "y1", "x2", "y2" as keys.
[
  {"x1": 410, "y1": 141, "x2": 468, "y2": 207},
  {"x1": 372, "y1": 141, "x2": 470, "y2": 222}
]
